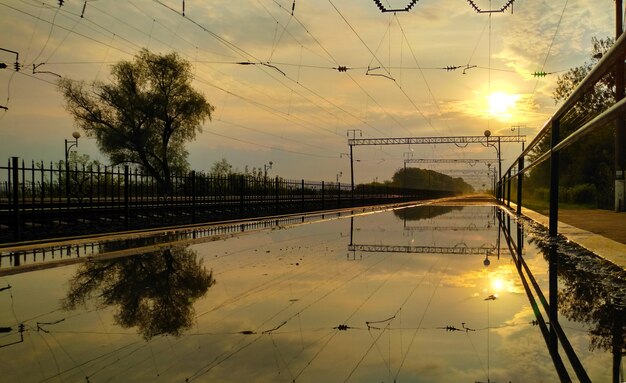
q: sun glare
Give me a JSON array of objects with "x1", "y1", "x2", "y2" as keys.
[
  {"x1": 487, "y1": 92, "x2": 520, "y2": 120},
  {"x1": 492, "y1": 278, "x2": 505, "y2": 291}
]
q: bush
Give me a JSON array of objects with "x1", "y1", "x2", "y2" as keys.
[
  {"x1": 533, "y1": 187, "x2": 550, "y2": 202},
  {"x1": 568, "y1": 183, "x2": 597, "y2": 205}
]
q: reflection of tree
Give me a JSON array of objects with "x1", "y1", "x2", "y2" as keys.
[
  {"x1": 393, "y1": 205, "x2": 463, "y2": 221},
  {"x1": 528, "y1": 228, "x2": 626, "y2": 353},
  {"x1": 556, "y1": 258, "x2": 625, "y2": 353},
  {"x1": 63, "y1": 246, "x2": 215, "y2": 339}
]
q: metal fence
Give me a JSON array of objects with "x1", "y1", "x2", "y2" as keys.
[
  {"x1": 1, "y1": 158, "x2": 456, "y2": 242},
  {"x1": 494, "y1": 29, "x2": 626, "y2": 383},
  {"x1": 498, "y1": 31, "x2": 626, "y2": 234}
]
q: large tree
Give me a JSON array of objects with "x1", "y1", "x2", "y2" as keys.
[{"x1": 59, "y1": 49, "x2": 214, "y2": 193}]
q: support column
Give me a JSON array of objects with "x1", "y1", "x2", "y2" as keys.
[
  {"x1": 549, "y1": 119, "x2": 560, "y2": 237},
  {"x1": 548, "y1": 118, "x2": 560, "y2": 351},
  {"x1": 615, "y1": 0, "x2": 625, "y2": 212},
  {"x1": 350, "y1": 144, "x2": 355, "y2": 207},
  {"x1": 517, "y1": 156, "x2": 524, "y2": 216}
]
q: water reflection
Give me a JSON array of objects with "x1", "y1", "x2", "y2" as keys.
[
  {"x1": 62, "y1": 246, "x2": 215, "y2": 339},
  {"x1": 0, "y1": 205, "x2": 620, "y2": 382},
  {"x1": 499, "y1": 210, "x2": 626, "y2": 382},
  {"x1": 393, "y1": 205, "x2": 463, "y2": 221},
  {"x1": 525, "y1": 223, "x2": 626, "y2": 380}
]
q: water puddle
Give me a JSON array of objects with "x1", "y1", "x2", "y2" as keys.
[{"x1": 0, "y1": 204, "x2": 622, "y2": 382}]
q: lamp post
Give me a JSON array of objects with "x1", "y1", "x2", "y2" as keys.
[
  {"x1": 484, "y1": 130, "x2": 501, "y2": 199},
  {"x1": 64, "y1": 131, "x2": 80, "y2": 201},
  {"x1": 336, "y1": 171, "x2": 342, "y2": 183}
]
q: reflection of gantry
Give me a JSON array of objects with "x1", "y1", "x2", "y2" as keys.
[
  {"x1": 348, "y1": 136, "x2": 525, "y2": 146},
  {"x1": 404, "y1": 225, "x2": 492, "y2": 232},
  {"x1": 441, "y1": 169, "x2": 497, "y2": 175},
  {"x1": 348, "y1": 244, "x2": 495, "y2": 255}
]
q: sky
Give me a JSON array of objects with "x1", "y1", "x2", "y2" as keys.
[{"x1": 0, "y1": 0, "x2": 618, "y2": 185}]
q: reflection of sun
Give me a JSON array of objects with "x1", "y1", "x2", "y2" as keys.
[
  {"x1": 492, "y1": 278, "x2": 505, "y2": 291},
  {"x1": 487, "y1": 92, "x2": 520, "y2": 120}
]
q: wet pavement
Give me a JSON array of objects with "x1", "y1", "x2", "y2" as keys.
[{"x1": 0, "y1": 203, "x2": 623, "y2": 382}]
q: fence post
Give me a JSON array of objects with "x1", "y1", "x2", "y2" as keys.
[
  {"x1": 191, "y1": 170, "x2": 196, "y2": 224},
  {"x1": 338, "y1": 182, "x2": 341, "y2": 208},
  {"x1": 239, "y1": 175, "x2": 245, "y2": 215},
  {"x1": 124, "y1": 166, "x2": 129, "y2": 230},
  {"x1": 275, "y1": 176, "x2": 279, "y2": 214},
  {"x1": 301, "y1": 179, "x2": 305, "y2": 212},
  {"x1": 549, "y1": 119, "x2": 560, "y2": 238},
  {"x1": 11, "y1": 157, "x2": 20, "y2": 241},
  {"x1": 321, "y1": 181, "x2": 325, "y2": 210},
  {"x1": 517, "y1": 156, "x2": 524, "y2": 216},
  {"x1": 506, "y1": 170, "x2": 511, "y2": 207},
  {"x1": 548, "y1": 118, "x2": 560, "y2": 352}
]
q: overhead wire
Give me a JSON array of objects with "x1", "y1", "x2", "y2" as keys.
[
  {"x1": 327, "y1": 0, "x2": 438, "y2": 136},
  {"x1": 2, "y1": 1, "x2": 352, "y2": 159},
  {"x1": 12, "y1": 0, "x2": 347, "y2": 146},
  {"x1": 268, "y1": 0, "x2": 414, "y2": 138},
  {"x1": 531, "y1": 0, "x2": 569, "y2": 98},
  {"x1": 150, "y1": 0, "x2": 378, "y2": 140}
]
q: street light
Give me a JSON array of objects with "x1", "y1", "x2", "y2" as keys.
[
  {"x1": 484, "y1": 130, "x2": 501, "y2": 198},
  {"x1": 65, "y1": 131, "x2": 80, "y2": 200},
  {"x1": 336, "y1": 171, "x2": 342, "y2": 183}
]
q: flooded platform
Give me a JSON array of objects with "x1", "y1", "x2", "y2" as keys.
[{"x1": 0, "y1": 201, "x2": 623, "y2": 382}]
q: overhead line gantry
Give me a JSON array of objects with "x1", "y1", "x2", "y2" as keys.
[
  {"x1": 348, "y1": 135, "x2": 525, "y2": 146},
  {"x1": 404, "y1": 158, "x2": 498, "y2": 165},
  {"x1": 346, "y1": 134, "x2": 526, "y2": 200}
]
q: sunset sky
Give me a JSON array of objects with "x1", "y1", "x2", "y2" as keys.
[{"x1": 0, "y1": 0, "x2": 617, "y2": 184}]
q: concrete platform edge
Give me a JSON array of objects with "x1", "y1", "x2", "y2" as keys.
[{"x1": 506, "y1": 202, "x2": 626, "y2": 270}]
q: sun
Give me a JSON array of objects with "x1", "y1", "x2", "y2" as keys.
[{"x1": 487, "y1": 92, "x2": 520, "y2": 120}]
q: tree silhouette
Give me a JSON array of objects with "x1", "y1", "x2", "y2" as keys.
[
  {"x1": 63, "y1": 246, "x2": 215, "y2": 339},
  {"x1": 59, "y1": 49, "x2": 214, "y2": 193},
  {"x1": 391, "y1": 167, "x2": 474, "y2": 194}
]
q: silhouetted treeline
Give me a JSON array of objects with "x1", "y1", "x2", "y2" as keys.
[{"x1": 389, "y1": 167, "x2": 475, "y2": 194}]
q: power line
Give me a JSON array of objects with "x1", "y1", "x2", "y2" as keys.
[{"x1": 327, "y1": 0, "x2": 437, "y2": 134}]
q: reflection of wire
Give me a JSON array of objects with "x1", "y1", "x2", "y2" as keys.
[{"x1": 394, "y1": 257, "x2": 448, "y2": 381}]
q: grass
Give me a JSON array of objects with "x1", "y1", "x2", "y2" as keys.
[{"x1": 520, "y1": 198, "x2": 598, "y2": 215}]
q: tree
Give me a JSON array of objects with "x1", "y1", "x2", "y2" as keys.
[
  {"x1": 209, "y1": 158, "x2": 234, "y2": 176},
  {"x1": 59, "y1": 49, "x2": 215, "y2": 193},
  {"x1": 553, "y1": 37, "x2": 615, "y2": 114},
  {"x1": 391, "y1": 167, "x2": 474, "y2": 194}
]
